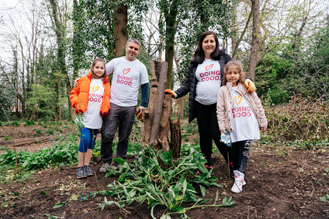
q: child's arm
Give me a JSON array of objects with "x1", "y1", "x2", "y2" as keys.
[
  {"x1": 69, "y1": 80, "x2": 81, "y2": 108},
  {"x1": 216, "y1": 89, "x2": 227, "y2": 134}
]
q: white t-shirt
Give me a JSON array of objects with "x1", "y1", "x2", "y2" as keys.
[
  {"x1": 106, "y1": 57, "x2": 149, "y2": 107},
  {"x1": 195, "y1": 59, "x2": 221, "y2": 105},
  {"x1": 230, "y1": 87, "x2": 260, "y2": 143},
  {"x1": 78, "y1": 79, "x2": 104, "y2": 129}
]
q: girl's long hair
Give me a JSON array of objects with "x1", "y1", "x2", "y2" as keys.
[
  {"x1": 222, "y1": 60, "x2": 246, "y2": 85},
  {"x1": 191, "y1": 31, "x2": 221, "y2": 65},
  {"x1": 91, "y1": 58, "x2": 107, "y2": 80}
]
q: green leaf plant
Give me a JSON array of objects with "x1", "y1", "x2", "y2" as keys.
[{"x1": 99, "y1": 145, "x2": 235, "y2": 218}]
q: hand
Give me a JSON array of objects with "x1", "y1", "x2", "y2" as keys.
[
  {"x1": 135, "y1": 106, "x2": 145, "y2": 122},
  {"x1": 244, "y1": 79, "x2": 256, "y2": 93},
  {"x1": 261, "y1": 127, "x2": 267, "y2": 132},
  {"x1": 74, "y1": 77, "x2": 81, "y2": 87},
  {"x1": 220, "y1": 130, "x2": 232, "y2": 147},
  {"x1": 164, "y1": 89, "x2": 177, "y2": 98}
]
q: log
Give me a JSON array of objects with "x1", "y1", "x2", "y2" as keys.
[{"x1": 170, "y1": 118, "x2": 181, "y2": 158}]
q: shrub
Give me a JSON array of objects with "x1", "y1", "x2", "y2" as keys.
[
  {"x1": 10, "y1": 121, "x2": 20, "y2": 126},
  {"x1": 0, "y1": 135, "x2": 79, "y2": 170},
  {"x1": 265, "y1": 95, "x2": 328, "y2": 141},
  {"x1": 24, "y1": 121, "x2": 35, "y2": 126}
]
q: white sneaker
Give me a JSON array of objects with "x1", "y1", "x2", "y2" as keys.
[
  {"x1": 231, "y1": 171, "x2": 245, "y2": 193},
  {"x1": 233, "y1": 170, "x2": 246, "y2": 186}
]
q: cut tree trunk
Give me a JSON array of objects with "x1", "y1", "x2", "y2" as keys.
[
  {"x1": 170, "y1": 118, "x2": 181, "y2": 158},
  {"x1": 142, "y1": 60, "x2": 172, "y2": 152},
  {"x1": 149, "y1": 62, "x2": 168, "y2": 145}
]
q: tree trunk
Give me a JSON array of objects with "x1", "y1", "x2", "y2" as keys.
[
  {"x1": 150, "y1": 62, "x2": 168, "y2": 144},
  {"x1": 48, "y1": 0, "x2": 72, "y2": 119},
  {"x1": 157, "y1": 94, "x2": 172, "y2": 149},
  {"x1": 248, "y1": 0, "x2": 260, "y2": 81},
  {"x1": 113, "y1": 5, "x2": 128, "y2": 57},
  {"x1": 142, "y1": 60, "x2": 172, "y2": 153},
  {"x1": 170, "y1": 118, "x2": 181, "y2": 158},
  {"x1": 164, "y1": 0, "x2": 178, "y2": 89}
]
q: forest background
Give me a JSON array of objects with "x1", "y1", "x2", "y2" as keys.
[{"x1": 0, "y1": 0, "x2": 328, "y2": 124}]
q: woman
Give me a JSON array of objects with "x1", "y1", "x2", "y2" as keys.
[{"x1": 165, "y1": 31, "x2": 255, "y2": 173}]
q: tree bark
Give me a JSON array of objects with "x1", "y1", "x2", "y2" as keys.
[
  {"x1": 157, "y1": 94, "x2": 172, "y2": 148},
  {"x1": 150, "y1": 62, "x2": 168, "y2": 144},
  {"x1": 248, "y1": 0, "x2": 260, "y2": 81},
  {"x1": 163, "y1": 0, "x2": 178, "y2": 89},
  {"x1": 170, "y1": 118, "x2": 181, "y2": 158},
  {"x1": 113, "y1": 4, "x2": 128, "y2": 57}
]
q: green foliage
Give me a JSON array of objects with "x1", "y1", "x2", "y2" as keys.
[
  {"x1": 100, "y1": 145, "x2": 234, "y2": 218},
  {"x1": 27, "y1": 84, "x2": 57, "y2": 120},
  {"x1": 320, "y1": 194, "x2": 329, "y2": 203},
  {"x1": 4, "y1": 136, "x2": 12, "y2": 141},
  {"x1": 256, "y1": 16, "x2": 329, "y2": 104},
  {"x1": 0, "y1": 135, "x2": 79, "y2": 170},
  {"x1": 9, "y1": 121, "x2": 20, "y2": 126},
  {"x1": 24, "y1": 121, "x2": 36, "y2": 126}
]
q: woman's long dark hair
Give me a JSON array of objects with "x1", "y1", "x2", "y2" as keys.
[{"x1": 191, "y1": 31, "x2": 221, "y2": 65}]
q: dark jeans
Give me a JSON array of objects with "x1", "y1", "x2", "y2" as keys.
[
  {"x1": 231, "y1": 140, "x2": 250, "y2": 174},
  {"x1": 101, "y1": 103, "x2": 136, "y2": 164},
  {"x1": 195, "y1": 101, "x2": 231, "y2": 168}
]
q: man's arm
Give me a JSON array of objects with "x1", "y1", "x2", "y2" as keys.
[
  {"x1": 135, "y1": 83, "x2": 149, "y2": 122},
  {"x1": 140, "y1": 82, "x2": 149, "y2": 108}
]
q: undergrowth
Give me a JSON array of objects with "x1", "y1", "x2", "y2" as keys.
[
  {"x1": 100, "y1": 144, "x2": 235, "y2": 218},
  {"x1": 0, "y1": 135, "x2": 80, "y2": 171},
  {"x1": 264, "y1": 95, "x2": 328, "y2": 141}
]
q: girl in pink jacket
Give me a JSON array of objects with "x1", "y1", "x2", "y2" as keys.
[{"x1": 216, "y1": 60, "x2": 267, "y2": 193}]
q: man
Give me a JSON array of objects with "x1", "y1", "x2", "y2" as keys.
[{"x1": 99, "y1": 38, "x2": 149, "y2": 172}]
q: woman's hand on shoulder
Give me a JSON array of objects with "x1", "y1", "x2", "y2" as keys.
[{"x1": 244, "y1": 79, "x2": 256, "y2": 93}]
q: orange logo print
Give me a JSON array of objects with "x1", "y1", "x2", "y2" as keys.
[
  {"x1": 205, "y1": 64, "x2": 214, "y2": 71},
  {"x1": 123, "y1": 68, "x2": 131, "y2": 75},
  {"x1": 92, "y1": 86, "x2": 100, "y2": 92},
  {"x1": 234, "y1": 95, "x2": 242, "y2": 105}
]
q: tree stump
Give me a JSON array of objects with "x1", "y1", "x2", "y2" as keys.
[
  {"x1": 142, "y1": 60, "x2": 181, "y2": 156},
  {"x1": 170, "y1": 118, "x2": 181, "y2": 158}
]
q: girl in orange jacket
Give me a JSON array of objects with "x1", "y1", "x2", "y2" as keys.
[{"x1": 70, "y1": 58, "x2": 111, "y2": 179}]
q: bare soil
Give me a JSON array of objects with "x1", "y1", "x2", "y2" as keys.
[{"x1": 1, "y1": 125, "x2": 329, "y2": 218}]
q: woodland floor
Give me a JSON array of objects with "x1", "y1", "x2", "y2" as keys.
[{"x1": 0, "y1": 124, "x2": 329, "y2": 219}]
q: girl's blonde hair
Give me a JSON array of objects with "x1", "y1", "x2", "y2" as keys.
[
  {"x1": 222, "y1": 60, "x2": 246, "y2": 85},
  {"x1": 91, "y1": 58, "x2": 107, "y2": 80}
]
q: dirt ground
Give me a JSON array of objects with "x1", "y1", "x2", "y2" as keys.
[{"x1": 1, "y1": 140, "x2": 329, "y2": 219}]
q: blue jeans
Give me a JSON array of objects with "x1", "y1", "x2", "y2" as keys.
[{"x1": 79, "y1": 127, "x2": 98, "y2": 153}]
